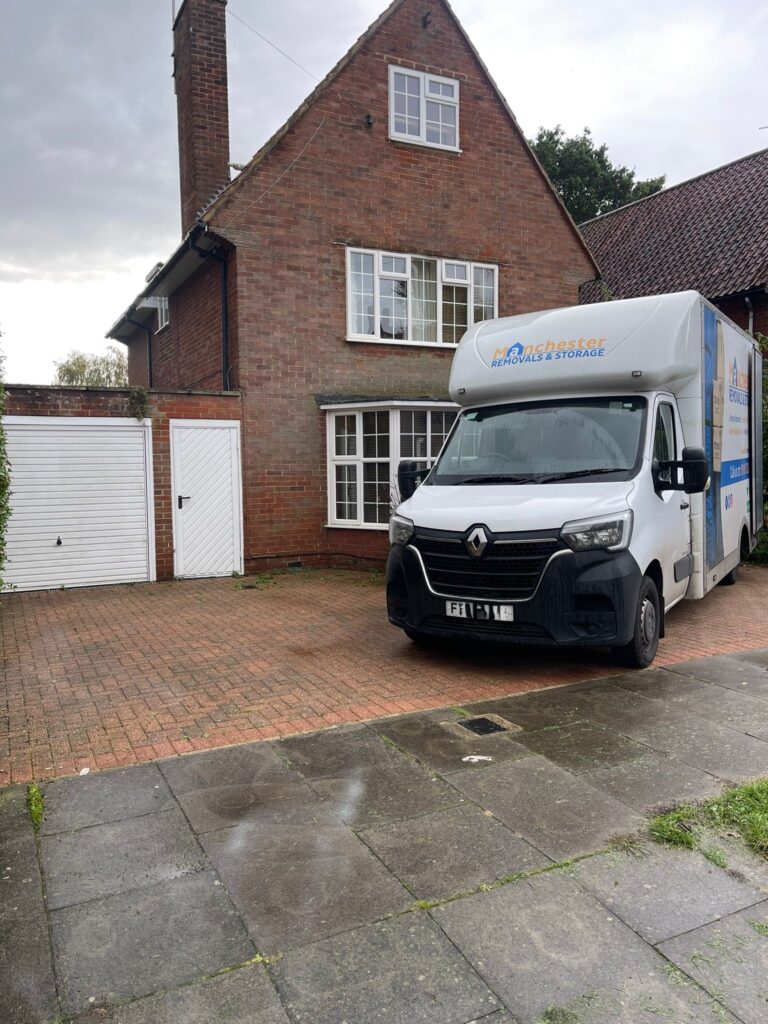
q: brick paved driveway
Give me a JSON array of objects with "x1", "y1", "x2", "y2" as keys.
[{"x1": 2, "y1": 566, "x2": 768, "y2": 785}]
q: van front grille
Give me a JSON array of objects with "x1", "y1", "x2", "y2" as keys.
[{"x1": 411, "y1": 529, "x2": 565, "y2": 600}]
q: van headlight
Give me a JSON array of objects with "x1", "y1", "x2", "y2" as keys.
[
  {"x1": 389, "y1": 515, "x2": 414, "y2": 546},
  {"x1": 561, "y1": 510, "x2": 633, "y2": 552}
]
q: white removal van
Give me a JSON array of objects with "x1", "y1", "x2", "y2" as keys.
[{"x1": 386, "y1": 291, "x2": 764, "y2": 667}]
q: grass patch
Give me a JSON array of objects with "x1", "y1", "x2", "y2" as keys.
[
  {"x1": 536, "y1": 1008, "x2": 581, "y2": 1024},
  {"x1": 703, "y1": 846, "x2": 728, "y2": 869},
  {"x1": 650, "y1": 780, "x2": 768, "y2": 860},
  {"x1": 26, "y1": 783, "x2": 44, "y2": 833},
  {"x1": 749, "y1": 918, "x2": 768, "y2": 937}
]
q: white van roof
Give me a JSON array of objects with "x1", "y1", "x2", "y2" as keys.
[{"x1": 449, "y1": 291, "x2": 707, "y2": 407}]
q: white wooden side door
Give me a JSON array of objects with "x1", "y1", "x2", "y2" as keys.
[{"x1": 170, "y1": 420, "x2": 243, "y2": 578}]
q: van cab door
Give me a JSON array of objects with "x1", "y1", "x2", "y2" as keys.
[{"x1": 652, "y1": 398, "x2": 692, "y2": 606}]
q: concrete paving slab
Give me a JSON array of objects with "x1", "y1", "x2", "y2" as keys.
[
  {"x1": 272, "y1": 913, "x2": 501, "y2": 1024},
  {"x1": 160, "y1": 741, "x2": 302, "y2": 795},
  {"x1": 671, "y1": 654, "x2": 768, "y2": 697},
  {"x1": 0, "y1": 786, "x2": 34, "y2": 846},
  {"x1": 309, "y1": 758, "x2": 461, "y2": 827},
  {"x1": 175, "y1": 778, "x2": 331, "y2": 834},
  {"x1": 582, "y1": 754, "x2": 724, "y2": 814},
  {"x1": 102, "y1": 963, "x2": 290, "y2": 1024},
  {"x1": 201, "y1": 822, "x2": 412, "y2": 952},
  {"x1": 41, "y1": 763, "x2": 174, "y2": 835},
  {"x1": 732, "y1": 647, "x2": 768, "y2": 670},
  {"x1": 515, "y1": 721, "x2": 651, "y2": 774},
  {"x1": 658, "y1": 902, "x2": 768, "y2": 1024},
  {"x1": 616, "y1": 670, "x2": 768, "y2": 740},
  {"x1": 433, "y1": 869, "x2": 736, "y2": 1024},
  {"x1": 0, "y1": 835, "x2": 45, "y2": 925},
  {"x1": 373, "y1": 711, "x2": 530, "y2": 774},
  {"x1": 572, "y1": 846, "x2": 765, "y2": 944},
  {"x1": 464, "y1": 687, "x2": 595, "y2": 732},
  {"x1": 449, "y1": 756, "x2": 644, "y2": 861},
  {"x1": 567, "y1": 685, "x2": 768, "y2": 781},
  {"x1": 51, "y1": 870, "x2": 254, "y2": 1017},
  {"x1": 0, "y1": 909, "x2": 59, "y2": 1024},
  {"x1": 41, "y1": 806, "x2": 204, "y2": 909},
  {"x1": 274, "y1": 724, "x2": 395, "y2": 779},
  {"x1": 359, "y1": 803, "x2": 551, "y2": 900}
]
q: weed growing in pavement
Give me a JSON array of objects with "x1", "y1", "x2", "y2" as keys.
[
  {"x1": 703, "y1": 846, "x2": 728, "y2": 869},
  {"x1": 650, "y1": 780, "x2": 768, "y2": 860},
  {"x1": 26, "y1": 783, "x2": 43, "y2": 833},
  {"x1": 610, "y1": 833, "x2": 647, "y2": 856},
  {"x1": 536, "y1": 1007, "x2": 581, "y2": 1024},
  {"x1": 749, "y1": 918, "x2": 768, "y2": 937}
]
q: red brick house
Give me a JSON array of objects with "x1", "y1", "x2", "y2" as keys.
[
  {"x1": 580, "y1": 148, "x2": 768, "y2": 337},
  {"x1": 107, "y1": 0, "x2": 596, "y2": 576}
]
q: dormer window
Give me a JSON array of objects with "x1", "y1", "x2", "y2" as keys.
[{"x1": 388, "y1": 66, "x2": 459, "y2": 151}]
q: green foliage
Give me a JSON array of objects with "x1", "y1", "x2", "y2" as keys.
[
  {"x1": 650, "y1": 780, "x2": 768, "y2": 859},
  {"x1": 0, "y1": 340, "x2": 9, "y2": 590},
  {"x1": 53, "y1": 345, "x2": 128, "y2": 387},
  {"x1": 128, "y1": 387, "x2": 151, "y2": 421},
  {"x1": 529, "y1": 125, "x2": 665, "y2": 224},
  {"x1": 27, "y1": 783, "x2": 44, "y2": 833}
]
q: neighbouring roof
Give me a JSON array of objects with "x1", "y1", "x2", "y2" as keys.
[
  {"x1": 580, "y1": 147, "x2": 768, "y2": 302},
  {"x1": 315, "y1": 393, "x2": 452, "y2": 406}
]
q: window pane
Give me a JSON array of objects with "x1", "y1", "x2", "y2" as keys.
[
  {"x1": 444, "y1": 262, "x2": 468, "y2": 282},
  {"x1": 442, "y1": 284, "x2": 468, "y2": 344},
  {"x1": 400, "y1": 410, "x2": 428, "y2": 459},
  {"x1": 380, "y1": 279, "x2": 408, "y2": 339},
  {"x1": 472, "y1": 266, "x2": 496, "y2": 323},
  {"x1": 363, "y1": 463, "x2": 391, "y2": 524},
  {"x1": 335, "y1": 464, "x2": 357, "y2": 520},
  {"x1": 382, "y1": 255, "x2": 407, "y2": 275},
  {"x1": 349, "y1": 252, "x2": 375, "y2": 335},
  {"x1": 410, "y1": 259, "x2": 437, "y2": 342},
  {"x1": 430, "y1": 411, "x2": 457, "y2": 457},
  {"x1": 334, "y1": 415, "x2": 357, "y2": 457},
  {"x1": 425, "y1": 99, "x2": 457, "y2": 148},
  {"x1": 362, "y1": 411, "x2": 390, "y2": 458},
  {"x1": 392, "y1": 72, "x2": 421, "y2": 137}
]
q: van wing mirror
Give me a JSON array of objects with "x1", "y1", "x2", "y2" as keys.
[
  {"x1": 680, "y1": 446, "x2": 709, "y2": 495},
  {"x1": 397, "y1": 460, "x2": 427, "y2": 501},
  {"x1": 655, "y1": 447, "x2": 709, "y2": 495}
]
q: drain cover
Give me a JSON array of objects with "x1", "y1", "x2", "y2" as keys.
[{"x1": 459, "y1": 716, "x2": 507, "y2": 736}]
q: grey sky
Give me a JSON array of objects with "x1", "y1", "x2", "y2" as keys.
[{"x1": 1, "y1": 0, "x2": 766, "y2": 383}]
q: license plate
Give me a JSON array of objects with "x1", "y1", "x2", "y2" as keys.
[{"x1": 445, "y1": 601, "x2": 514, "y2": 622}]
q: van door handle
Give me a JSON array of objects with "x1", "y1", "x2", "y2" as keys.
[
  {"x1": 178, "y1": 495, "x2": 191, "y2": 509},
  {"x1": 680, "y1": 501, "x2": 690, "y2": 510}
]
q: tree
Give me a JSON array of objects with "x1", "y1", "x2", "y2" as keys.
[
  {"x1": 529, "y1": 125, "x2": 666, "y2": 224},
  {"x1": 53, "y1": 346, "x2": 128, "y2": 387}
]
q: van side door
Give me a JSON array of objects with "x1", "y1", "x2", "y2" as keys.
[{"x1": 653, "y1": 398, "x2": 692, "y2": 606}]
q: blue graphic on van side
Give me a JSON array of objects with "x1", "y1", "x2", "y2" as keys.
[
  {"x1": 704, "y1": 308, "x2": 723, "y2": 571},
  {"x1": 721, "y1": 458, "x2": 750, "y2": 484}
]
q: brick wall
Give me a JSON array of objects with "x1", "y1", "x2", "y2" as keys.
[
  {"x1": 214, "y1": 0, "x2": 594, "y2": 569},
  {"x1": 715, "y1": 293, "x2": 768, "y2": 339},
  {"x1": 4, "y1": 386, "x2": 242, "y2": 580}
]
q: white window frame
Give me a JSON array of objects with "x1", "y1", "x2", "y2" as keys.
[
  {"x1": 388, "y1": 66, "x2": 461, "y2": 152},
  {"x1": 156, "y1": 296, "x2": 170, "y2": 332},
  {"x1": 324, "y1": 402, "x2": 459, "y2": 530},
  {"x1": 345, "y1": 247, "x2": 498, "y2": 348}
]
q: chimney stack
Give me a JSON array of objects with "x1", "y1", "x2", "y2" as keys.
[{"x1": 173, "y1": 0, "x2": 230, "y2": 234}]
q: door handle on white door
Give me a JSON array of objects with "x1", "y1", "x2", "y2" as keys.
[
  {"x1": 178, "y1": 495, "x2": 191, "y2": 509},
  {"x1": 680, "y1": 501, "x2": 690, "y2": 510}
]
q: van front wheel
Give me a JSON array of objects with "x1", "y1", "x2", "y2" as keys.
[{"x1": 612, "y1": 576, "x2": 660, "y2": 669}]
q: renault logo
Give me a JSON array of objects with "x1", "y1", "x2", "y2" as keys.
[{"x1": 466, "y1": 526, "x2": 488, "y2": 558}]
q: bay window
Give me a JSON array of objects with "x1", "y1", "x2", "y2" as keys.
[
  {"x1": 326, "y1": 403, "x2": 458, "y2": 528},
  {"x1": 346, "y1": 248, "x2": 498, "y2": 347}
]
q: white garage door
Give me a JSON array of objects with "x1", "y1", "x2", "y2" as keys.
[{"x1": 2, "y1": 416, "x2": 155, "y2": 591}]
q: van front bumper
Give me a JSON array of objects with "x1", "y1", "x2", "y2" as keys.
[{"x1": 386, "y1": 541, "x2": 643, "y2": 646}]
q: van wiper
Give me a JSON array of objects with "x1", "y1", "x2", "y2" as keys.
[
  {"x1": 456, "y1": 474, "x2": 539, "y2": 485},
  {"x1": 537, "y1": 468, "x2": 629, "y2": 483}
]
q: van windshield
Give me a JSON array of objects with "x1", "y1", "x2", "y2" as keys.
[{"x1": 431, "y1": 397, "x2": 647, "y2": 485}]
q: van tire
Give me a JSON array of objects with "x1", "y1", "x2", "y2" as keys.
[
  {"x1": 719, "y1": 566, "x2": 738, "y2": 586},
  {"x1": 613, "y1": 576, "x2": 661, "y2": 669}
]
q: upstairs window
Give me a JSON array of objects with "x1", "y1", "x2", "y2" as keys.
[
  {"x1": 389, "y1": 66, "x2": 459, "y2": 151},
  {"x1": 156, "y1": 296, "x2": 170, "y2": 332},
  {"x1": 347, "y1": 248, "x2": 497, "y2": 347}
]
